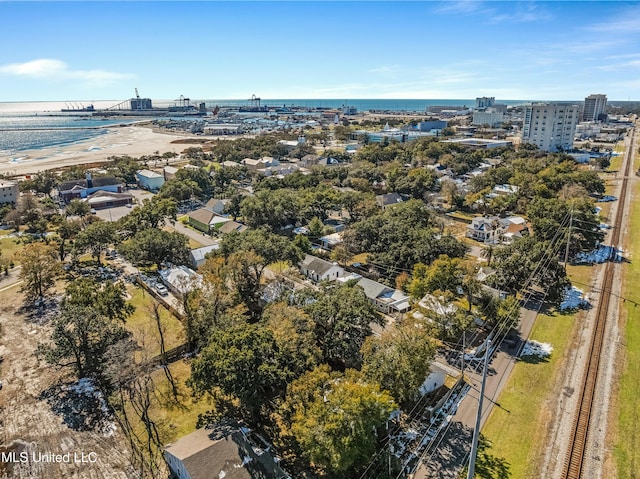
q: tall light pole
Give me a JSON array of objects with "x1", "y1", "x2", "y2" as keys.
[{"x1": 467, "y1": 339, "x2": 491, "y2": 479}]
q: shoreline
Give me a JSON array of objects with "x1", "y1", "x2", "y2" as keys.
[{"x1": 0, "y1": 125, "x2": 195, "y2": 177}]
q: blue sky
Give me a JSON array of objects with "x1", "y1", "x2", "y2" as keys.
[{"x1": 1, "y1": 1, "x2": 640, "y2": 101}]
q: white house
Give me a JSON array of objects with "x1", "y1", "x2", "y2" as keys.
[
  {"x1": 356, "y1": 277, "x2": 410, "y2": 314},
  {"x1": 159, "y1": 265, "x2": 202, "y2": 298},
  {"x1": 300, "y1": 254, "x2": 344, "y2": 282},
  {"x1": 188, "y1": 244, "x2": 220, "y2": 268},
  {"x1": 136, "y1": 169, "x2": 165, "y2": 191}
]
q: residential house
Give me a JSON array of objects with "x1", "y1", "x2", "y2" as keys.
[
  {"x1": 356, "y1": 277, "x2": 410, "y2": 314},
  {"x1": 164, "y1": 425, "x2": 289, "y2": 479},
  {"x1": 189, "y1": 244, "x2": 221, "y2": 269},
  {"x1": 58, "y1": 174, "x2": 123, "y2": 203},
  {"x1": 242, "y1": 158, "x2": 262, "y2": 170},
  {"x1": 159, "y1": 265, "x2": 202, "y2": 298},
  {"x1": 164, "y1": 166, "x2": 179, "y2": 181},
  {"x1": 376, "y1": 192, "x2": 407, "y2": 210},
  {"x1": 205, "y1": 198, "x2": 229, "y2": 215},
  {"x1": 0, "y1": 180, "x2": 19, "y2": 205},
  {"x1": 466, "y1": 216, "x2": 505, "y2": 244},
  {"x1": 187, "y1": 208, "x2": 217, "y2": 233},
  {"x1": 300, "y1": 254, "x2": 344, "y2": 282},
  {"x1": 135, "y1": 169, "x2": 165, "y2": 191},
  {"x1": 319, "y1": 232, "x2": 343, "y2": 250},
  {"x1": 492, "y1": 184, "x2": 519, "y2": 196},
  {"x1": 219, "y1": 220, "x2": 249, "y2": 235}
]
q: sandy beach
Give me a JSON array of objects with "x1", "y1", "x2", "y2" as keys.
[{"x1": 0, "y1": 126, "x2": 195, "y2": 177}]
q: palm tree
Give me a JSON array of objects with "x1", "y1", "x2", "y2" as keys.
[{"x1": 480, "y1": 244, "x2": 495, "y2": 266}]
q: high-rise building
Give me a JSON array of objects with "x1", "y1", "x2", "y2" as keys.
[
  {"x1": 521, "y1": 103, "x2": 579, "y2": 152},
  {"x1": 475, "y1": 97, "x2": 495, "y2": 110},
  {"x1": 583, "y1": 94, "x2": 607, "y2": 122}
]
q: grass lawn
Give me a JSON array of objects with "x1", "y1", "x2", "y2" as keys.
[
  {"x1": 0, "y1": 236, "x2": 24, "y2": 263},
  {"x1": 125, "y1": 285, "x2": 185, "y2": 360},
  {"x1": 123, "y1": 359, "x2": 216, "y2": 446},
  {"x1": 482, "y1": 308, "x2": 578, "y2": 478},
  {"x1": 350, "y1": 252, "x2": 369, "y2": 265},
  {"x1": 613, "y1": 180, "x2": 640, "y2": 476}
]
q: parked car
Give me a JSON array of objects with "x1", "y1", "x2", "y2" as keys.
[{"x1": 155, "y1": 284, "x2": 169, "y2": 296}]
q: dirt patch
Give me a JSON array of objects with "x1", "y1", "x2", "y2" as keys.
[{"x1": 0, "y1": 285, "x2": 136, "y2": 479}]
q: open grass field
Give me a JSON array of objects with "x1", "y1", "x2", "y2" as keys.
[
  {"x1": 613, "y1": 180, "x2": 640, "y2": 476},
  {"x1": 0, "y1": 236, "x2": 23, "y2": 263},
  {"x1": 124, "y1": 285, "x2": 186, "y2": 360},
  {"x1": 481, "y1": 308, "x2": 578, "y2": 478}
]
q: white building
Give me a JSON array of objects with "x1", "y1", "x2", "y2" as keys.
[
  {"x1": 300, "y1": 254, "x2": 344, "y2": 282},
  {"x1": 135, "y1": 169, "x2": 165, "y2": 191},
  {"x1": 583, "y1": 94, "x2": 607, "y2": 122},
  {"x1": 521, "y1": 103, "x2": 579, "y2": 152},
  {"x1": 0, "y1": 180, "x2": 19, "y2": 205},
  {"x1": 472, "y1": 110, "x2": 505, "y2": 127}
]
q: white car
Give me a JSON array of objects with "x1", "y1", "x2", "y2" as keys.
[{"x1": 155, "y1": 284, "x2": 169, "y2": 296}]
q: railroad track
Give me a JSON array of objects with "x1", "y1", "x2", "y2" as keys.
[{"x1": 562, "y1": 128, "x2": 635, "y2": 479}]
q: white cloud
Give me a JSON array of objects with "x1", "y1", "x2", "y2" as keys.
[
  {"x1": 433, "y1": 1, "x2": 485, "y2": 15},
  {"x1": 0, "y1": 58, "x2": 134, "y2": 86},
  {"x1": 587, "y1": 7, "x2": 640, "y2": 33},
  {"x1": 489, "y1": 3, "x2": 552, "y2": 24}
]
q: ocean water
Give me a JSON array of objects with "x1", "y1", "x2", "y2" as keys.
[
  {"x1": 0, "y1": 98, "x2": 533, "y2": 154},
  {"x1": 0, "y1": 114, "x2": 139, "y2": 155}
]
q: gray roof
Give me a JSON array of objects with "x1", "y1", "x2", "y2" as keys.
[
  {"x1": 356, "y1": 277, "x2": 392, "y2": 300},
  {"x1": 189, "y1": 244, "x2": 220, "y2": 265},
  {"x1": 376, "y1": 192, "x2": 406, "y2": 207},
  {"x1": 188, "y1": 208, "x2": 216, "y2": 225},
  {"x1": 301, "y1": 254, "x2": 338, "y2": 276},
  {"x1": 165, "y1": 427, "x2": 287, "y2": 479},
  {"x1": 219, "y1": 221, "x2": 249, "y2": 234}
]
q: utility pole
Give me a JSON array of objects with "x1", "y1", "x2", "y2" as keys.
[{"x1": 467, "y1": 339, "x2": 491, "y2": 479}]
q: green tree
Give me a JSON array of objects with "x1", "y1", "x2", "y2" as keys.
[
  {"x1": 17, "y1": 242, "x2": 61, "y2": 301},
  {"x1": 157, "y1": 179, "x2": 202, "y2": 203},
  {"x1": 118, "y1": 197, "x2": 177, "y2": 238},
  {"x1": 65, "y1": 199, "x2": 91, "y2": 219},
  {"x1": 361, "y1": 321, "x2": 437, "y2": 405},
  {"x1": 307, "y1": 216, "x2": 324, "y2": 239},
  {"x1": 490, "y1": 236, "x2": 569, "y2": 303},
  {"x1": 30, "y1": 170, "x2": 59, "y2": 197},
  {"x1": 304, "y1": 283, "x2": 382, "y2": 369},
  {"x1": 279, "y1": 365, "x2": 396, "y2": 477},
  {"x1": 263, "y1": 302, "x2": 321, "y2": 375},
  {"x1": 37, "y1": 303, "x2": 130, "y2": 381},
  {"x1": 189, "y1": 323, "x2": 295, "y2": 423},
  {"x1": 64, "y1": 277, "x2": 135, "y2": 322},
  {"x1": 55, "y1": 218, "x2": 82, "y2": 261},
  {"x1": 119, "y1": 228, "x2": 189, "y2": 268},
  {"x1": 75, "y1": 220, "x2": 116, "y2": 263}
]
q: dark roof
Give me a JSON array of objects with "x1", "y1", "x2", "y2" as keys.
[
  {"x1": 59, "y1": 176, "x2": 121, "y2": 193},
  {"x1": 376, "y1": 192, "x2": 406, "y2": 207},
  {"x1": 301, "y1": 254, "x2": 339, "y2": 276},
  {"x1": 165, "y1": 427, "x2": 287, "y2": 479},
  {"x1": 59, "y1": 179, "x2": 87, "y2": 192},
  {"x1": 92, "y1": 176, "x2": 121, "y2": 187}
]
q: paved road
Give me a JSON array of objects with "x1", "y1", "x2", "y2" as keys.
[
  {"x1": 169, "y1": 220, "x2": 219, "y2": 247},
  {"x1": 413, "y1": 298, "x2": 543, "y2": 478}
]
